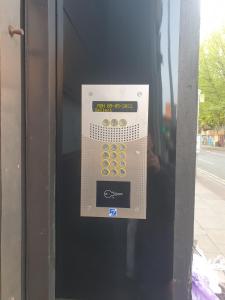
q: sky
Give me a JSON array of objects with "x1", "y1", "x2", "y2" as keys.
[{"x1": 201, "y1": 0, "x2": 225, "y2": 41}]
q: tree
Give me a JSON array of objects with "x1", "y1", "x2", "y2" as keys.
[{"x1": 199, "y1": 28, "x2": 225, "y2": 131}]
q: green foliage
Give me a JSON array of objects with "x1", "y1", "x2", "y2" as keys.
[{"x1": 199, "y1": 28, "x2": 225, "y2": 130}]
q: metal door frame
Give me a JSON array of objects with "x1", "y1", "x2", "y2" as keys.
[
  {"x1": 0, "y1": 0, "x2": 25, "y2": 299},
  {"x1": 173, "y1": 0, "x2": 200, "y2": 298},
  {"x1": 25, "y1": 0, "x2": 56, "y2": 299},
  {"x1": 24, "y1": 0, "x2": 200, "y2": 300}
]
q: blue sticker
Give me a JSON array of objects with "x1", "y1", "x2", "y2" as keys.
[{"x1": 109, "y1": 208, "x2": 117, "y2": 217}]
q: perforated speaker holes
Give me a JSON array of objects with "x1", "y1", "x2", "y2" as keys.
[{"x1": 89, "y1": 123, "x2": 140, "y2": 142}]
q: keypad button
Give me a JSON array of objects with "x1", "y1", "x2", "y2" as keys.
[
  {"x1": 102, "y1": 160, "x2": 109, "y2": 168},
  {"x1": 111, "y1": 152, "x2": 117, "y2": 159},
  {"x1": 119, "y1": 144, "x2": 126, "y2": 151},
  {"x1": 120, "y1": 160, "x2": 126, "y2": 168},
  {"x1": 119, "y1": 152, "x2": 126, "y2": 160},
  {"x1": 111, "y1": 119, "x2": 118, "y2": 127},
  {"x1": 102, "y1": 144, "x2": 109, "y2": 151},
  {"x1": 110, "y1": 169, "x2": 117, "y2": 176},
  {"x1": 119, "y1": 119, "x2": 127, "y2": 127},
  {"x1": 119, "y1": 169, "x2": 126, "y2": 176},
  {"x1": 103, "y1": 152, "x2": 110, "y2": 159},
  {"x1": 111, "y1": 144, "x2": 117, "y2": 151},
  {"x1": 102, "y1": 119, "x2": 110, "y2": 127},
  {"x1": 102, "y1": 169, "x2": 109, "y2": 176},
  {"x1": 111, "y1": 161, "x2": 117, "y2": 168}
]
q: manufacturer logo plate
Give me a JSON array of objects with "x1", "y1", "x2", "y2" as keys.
[{"x1": 109, "y1": 208, "x2": 118, "y2": 217}]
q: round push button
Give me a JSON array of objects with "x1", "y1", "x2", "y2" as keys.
[
  {"x1": 111, "y1": 152, "x2": 117, "y2": 160},
  {"x1": 119, "y1": 144, "x2": 126, "y2": 151},
  {"x1": 119, "y1": 152, "x2": 126, "y2": 160},
  {"x1": 111, "y1": 119, "x2": 118, "y2": 127},
  {"x1": 102, "y1": 169, "x2": 109, "y2": 176},
  {"x1": 119, "y1": 168, "x2": 126, "y2": 176},
  {"x1": 111, "y1": 144, "x2": 117, "y2": 151},
  {"x1": 120, "y1": 160, "x2": 126, "y2": 168},
  {"x1": 102, "y1": 119, "x2": 110, "y2": 127},
  {"x1": 111, "y1": 160, "x2": 117, "y2": 168},
  {"x1": 102, "y1": 152, "x2": 110, "y2": 159},
  {"x1": 102, "y1": 144, "x2": 109, "y2": 151},
  {"x1": 102, "y1": 160, "x2": 109, "y2": 168},
  {"x1": 119, "y1": 119, "x2": 127, "y2": 127},
  {"x1": 110, "y1": 169, "x2": 117, "y2": 176}
]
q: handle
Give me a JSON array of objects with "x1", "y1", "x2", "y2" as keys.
[{"x1": 8, "y1": 25, "x2": 24, "y2": 37}]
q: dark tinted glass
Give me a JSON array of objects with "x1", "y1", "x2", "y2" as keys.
[{"x1": 56, "y1": 0, "x2": 180, "y2": 299}]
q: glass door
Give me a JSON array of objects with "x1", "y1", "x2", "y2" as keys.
[{"x1": 56, "y1": 1, "x2": 179, "y2": 299}]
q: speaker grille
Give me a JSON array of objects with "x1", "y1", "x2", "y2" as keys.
[{"x1": 89, "y1": 123, "x2": 140, "y2": 142}]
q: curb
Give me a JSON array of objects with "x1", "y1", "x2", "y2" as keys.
[{"x1": 201, "y1": 145, "x2": 225, "y2": 152}]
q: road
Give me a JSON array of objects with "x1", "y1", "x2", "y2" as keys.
[{"x1": 196, "y1": 147, "x2": 225, "y2": 199}]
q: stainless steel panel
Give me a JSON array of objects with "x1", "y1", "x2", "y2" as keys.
[
  {"x1": 81, "y1": 137, "x2": 148, "y2": 219},
  {"x1": 81, "y1": 85, "x2": 149, "y2": 219}
]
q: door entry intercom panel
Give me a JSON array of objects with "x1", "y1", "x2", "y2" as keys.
[{"x1": 81, "y1": 85, "x2": 149, "y2": 219}]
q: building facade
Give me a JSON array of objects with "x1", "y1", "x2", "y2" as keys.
[{"x1": 0, "y1": 1, "x2": 200, "y2": 299}]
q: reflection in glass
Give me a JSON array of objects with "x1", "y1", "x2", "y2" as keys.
[{"x1": 56, "y1": 0, "x2": 179, "y2": 299}]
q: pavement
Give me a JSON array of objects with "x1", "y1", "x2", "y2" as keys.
[{"x1": 194, "y1": 147, "x2": 225, "y2": 259}]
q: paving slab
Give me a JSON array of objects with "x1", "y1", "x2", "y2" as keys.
[{"x1": 194, "y1": 177, "x2": 225, "y2": 259}]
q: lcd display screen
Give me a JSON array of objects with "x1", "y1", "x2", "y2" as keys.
[{"x1": 92, "y1": 101, "x2": 138, "y2": 112}]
